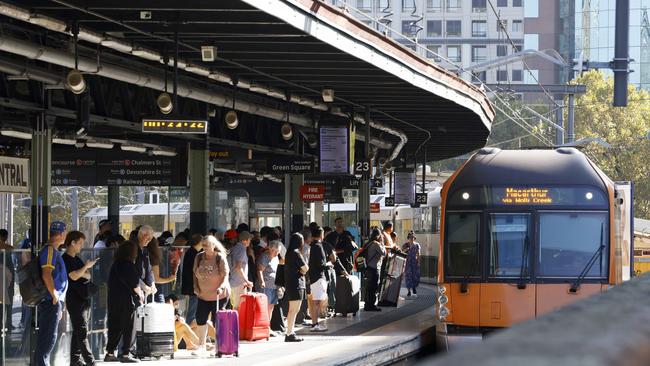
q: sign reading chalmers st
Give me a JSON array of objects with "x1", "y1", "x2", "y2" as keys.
[
  {"x1": 267, "y1": 156, "x2": 314, "y2": 174},
  {"x1": 0, "y1": 156, "x2": 29, "y2": 193}
]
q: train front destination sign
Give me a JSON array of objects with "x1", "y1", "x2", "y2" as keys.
[{"x1": 142, "y1": 118, "x2": 208, "y2": 134}]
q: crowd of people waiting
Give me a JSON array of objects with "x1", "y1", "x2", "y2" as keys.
[{"x1": 0, "y1": 216, "x2": 421, "y2": 365}]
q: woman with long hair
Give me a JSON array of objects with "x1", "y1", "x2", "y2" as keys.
[
  {"x1": 62, "y1": 231, "x2": 98, "y2": 366},
  {"x1": 192, "y1": 235, "x2": 230, "y2": 357},
  {"x1": 147, "y1": 238, "x2": 180, "y2": 302},
  {"x1": 104, "y1": 241, "x2": 142, "y2": 363},
  {"x1": 284, "y1": 233, "x2": 309, "y2": 342}
]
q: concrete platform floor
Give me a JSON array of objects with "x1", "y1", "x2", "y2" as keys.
[{"x1": 100, "y1": 285, "x2": 437, "y2": 366}]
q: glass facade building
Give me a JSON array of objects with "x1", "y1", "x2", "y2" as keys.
[{"x1": 575, "y1": 0, "x2": 650, "y2": 90}]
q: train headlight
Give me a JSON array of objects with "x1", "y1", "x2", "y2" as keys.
[
  {"x1": 439, "y1": 306, "x2": 450, "y2": 321},
  {"x1": 462, "y1": 192, "x2": 470, "y2": 200},
  {"x1": 437, "y1": 285, "x2": 447, "y2": 295},
  {"x1": 585, "y1": 192, "x2": 593, "y2": 200},
  {"x1": 438, "y1": 295, "x2": 448, "y2": 305}
]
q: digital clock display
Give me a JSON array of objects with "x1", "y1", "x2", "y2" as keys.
[{"x1": 142, "y1": 119, "x2": 207, "y2": 134}]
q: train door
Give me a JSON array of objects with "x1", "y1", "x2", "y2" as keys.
[
  {"x1": 480, "y1": 212, "x2": 535, "y2": 327},
  {"x1": 614, "y1": 182, "x2": 633, "y2": 282}
]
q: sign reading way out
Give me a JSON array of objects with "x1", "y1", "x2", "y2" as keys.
[{"x1": 0, "y1": 156, "x2": 29, "y2": 193}]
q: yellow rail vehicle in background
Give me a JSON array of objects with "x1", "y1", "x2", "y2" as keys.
[{"x1": 436, "y1": 148, "x2": 633, "y2": 348}]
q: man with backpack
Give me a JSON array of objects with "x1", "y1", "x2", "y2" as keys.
[{"x1": 35, "y1": 221, "x2": 68, "y2": 366}]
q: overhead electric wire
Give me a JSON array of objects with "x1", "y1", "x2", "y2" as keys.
[{"x1": 487, "y1": 0, "x2": 561, "y2": 108}]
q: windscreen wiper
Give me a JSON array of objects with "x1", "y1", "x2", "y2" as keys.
[
  {"x1": 570, "y1": 224, "x2": 605, "y2": 293},
  {"x1": 517, "y1": 235, "x2": 530, "y2": 289}
]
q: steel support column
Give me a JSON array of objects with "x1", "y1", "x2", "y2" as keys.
[
  {"x1": 358, "y1": 108, "x2": 372, "y2": 239},
  {"x1": 189, "y1": 142, "x2": 209, "y2": 235},
  {"x1": 107, "y1": 186, "x2": 120, "y2": 235},
  {"x1": 284, "y1": 174, "x2": 292, "y2": 244},
  {"x1": 30, "y1": 113, "x2": 52, "y2": 247},
  {"x1": 291, "y1": 174, "x2": 304, "y2": 233}
]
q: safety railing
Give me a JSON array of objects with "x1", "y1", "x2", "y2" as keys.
[{"x1": 0, "y1": 246, "x2": 191, "y2": 365}]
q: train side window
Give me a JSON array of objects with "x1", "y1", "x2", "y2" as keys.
[
  {"x1": 538, "y1": 211, "x2": 609, "y2": 278},
  {"x1": 418, "y1": 206, "x2": 440, "y2": 233},
  {"x1": 488, "y1": 213, "x2": 531, "y2": 277},
  {"x1": 445, "y1": 212, "x2": 481, "y2": 277}
]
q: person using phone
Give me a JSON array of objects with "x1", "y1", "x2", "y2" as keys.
[{"x1": 62, "y1": 231, "x2": 98, "y2": 366}]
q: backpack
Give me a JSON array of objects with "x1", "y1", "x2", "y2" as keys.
[
  {"x1": 354, "y1": 241, "x2": 370, "y2": 272},
  {"x1": 16, "y1": 251, "x2": 48, "y2": 307}
]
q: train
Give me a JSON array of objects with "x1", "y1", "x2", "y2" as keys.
[{"x1": 435, "y1": 147, "x2": 634, "y2": 350}]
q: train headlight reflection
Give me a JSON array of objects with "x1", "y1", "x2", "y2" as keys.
[
  {"x1": 585, "y1": 192, "x2": 593, "y2": 200},
  {"x1": 439, "y1": 306, "x2": 450, "y2": 321},
  {"x1": 438, "y1": 295, "x2": 448, "y2": 305},
  {"x1": 462, "y1": 192, "x2": 470, "y2": 200}
]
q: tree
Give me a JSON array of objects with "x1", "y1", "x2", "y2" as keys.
[{"x1": 572, "y1": 70, "x2": 650, "y2": 219}]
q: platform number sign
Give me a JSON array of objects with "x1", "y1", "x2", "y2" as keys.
[
  {"x1": 354, "y1": 159, "x2": 372, "y2": 176},
  {"x1": 415, "y1": 193, "x2": 428, "y2": 205},
  {"x1": 384, "y1": 197, "x2": 395, "y2": 207}
]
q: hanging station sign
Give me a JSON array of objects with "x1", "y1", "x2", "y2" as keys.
[
  {"x1": 266, "y1": 156, "x2": 314, "y2": 174},
  {"x1": 319, "y1": 125, "x2": 350, "y2": 174},
  {"x1": 393, "y1": 169, "x2": 416, "y2": 204},
  {"x1": 0, "y1": 156, "x2": 29, "y2": 193},
  {"x1": 52, "y1": 147, "x2": 187, "y2": 186},
  {"x1": 142, "y1": 118, "x2": 208, "y2": 134}
]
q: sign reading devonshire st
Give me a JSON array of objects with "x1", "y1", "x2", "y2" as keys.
[
  {"x1": 52, "y1": 147, "x2": 187, "y2": 186},
  {"x1": 142, "y1": 118, "x2": 207, "y2": 134},
  {"x1": 0, "y1": 156, "x2": 29, "y2": 193},
  {"x1": 266, "y1": 156, "x2": 314, "y2": 174}
]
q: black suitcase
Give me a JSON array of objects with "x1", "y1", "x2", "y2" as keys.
[
  {"x1": 334, "y1": 275, "x2": 360, "y2": 316},
  {"x1": 378, "y1": 252, "x2": 407, "y2": 307}
]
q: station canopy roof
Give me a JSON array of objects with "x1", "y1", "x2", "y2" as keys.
[{"x1": 0, "y1": 0, "x2": 494, "y2": 163}]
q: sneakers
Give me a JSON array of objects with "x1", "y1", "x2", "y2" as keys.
[
  {"x1": 104, "y1": 354, "x2": 120, "y2": 363},
  {"x1": 118, "y1": 355, "x2": 140, "y2": 363},
  {"x1": 285, "y1": 333, "x2": 304, "y2": 342},
  {"x1": 407, "y1": 291, "x2": 412, "y2": 297},
  {"x1": 310, "y1": 323, "x2": 328, "y2": 332},
  {"x1": 192, "y1": 345, "x2": 207, "y2": 357}
]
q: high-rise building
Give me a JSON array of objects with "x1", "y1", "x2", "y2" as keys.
[{"x1": 575, "y1": 0, "x2": 650, "y2": 90}]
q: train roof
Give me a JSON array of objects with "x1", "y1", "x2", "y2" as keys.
[{"x1": 450, "y1": 148, "x2": 609, "y2": 189}]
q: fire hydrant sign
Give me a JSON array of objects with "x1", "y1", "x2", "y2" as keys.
[
  {"x1": 300, "y1": 184, "x2": 325, "y2": 201},
  {"x1": 370, "y1": 202, "x2": 381, "y2": 213},
  {"x1": 0, "y1": 156, "x2": 29, "y2": 193}
]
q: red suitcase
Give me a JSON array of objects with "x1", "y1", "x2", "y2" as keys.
[{"x1": 238, "y1": 292, "x2": 270, "y2": 341}]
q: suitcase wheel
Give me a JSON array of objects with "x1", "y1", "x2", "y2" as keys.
[
  {"x1": 235, "y1": 352, "x2": 239, "y2": 357},
  {"x1": 217, "y1": 352, "x2": 222, "y2": 358},
  {"x1": 170, "y1": 354, "x2": 174, "y2": 360}
]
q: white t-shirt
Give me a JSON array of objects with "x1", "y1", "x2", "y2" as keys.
[{"x1": 94, "y1": 241, "x2": 107, "y2": 249}]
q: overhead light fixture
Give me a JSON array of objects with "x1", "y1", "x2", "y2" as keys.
[
  {"x1": 101, "y1": 38, "x2": 133, "y2": 53},
  {"x1": 28, "y1": 15, "x2": 67, "y2": 32},
  {"x1": 76, "y1": 127, "x2": 86, "y2": 136},
  {"x1": 157, "y1": 92, "x2": 173, "y2": 114},
  {"x1": 322, "y1": 89, "x2": 335, "y2": 102},
  {"x1": 121, "y1": 144, "x2": 147, "y2": 153},
  {"x1": 52, "y1": 136, "x2": 77, "y2": 145},
  {"x1": 78, "y1": 29, "x2": 104, "y2": 44},
  {"x1": 66, "y1": 69, "x2": 86, "y2": 94},
  {"x1": 74, "y1": 139, "x2": 85, "y2": 148},
  {"x1": 281, "y1": 123, "x2": 293, "y2": 141},
  {"x1": 201, "y1": 45, "x2": 216, "y2": 62},
  {"x1": 1, "y1": 128, "x2": 32, "y2": 140},
  {"x1": 307, "y1": 133, "x2": 318, "y2": 148},
  {"x1": 6, "y1": 74, "x2": 29, "y2": 81},
  {"x1": 85, "y1": 139, "x2": 114, "y2": 149},
  {"x1": 225, "y1": 110, "x2": 238, "y2": 129},
  {"x1": 132, "y1": 47, "x2": 161, "y2": 61},
  {"x1": 152, "y1": 148, "x2": 177, "y2": 157}
]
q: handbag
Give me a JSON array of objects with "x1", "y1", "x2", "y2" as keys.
[{"x1": 275, "y1": 264, "x2": 286, "y2": 287}]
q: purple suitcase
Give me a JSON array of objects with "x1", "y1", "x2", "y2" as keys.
[{"x1": 216, "y1": 297, "x2": 239, "y2": 358}]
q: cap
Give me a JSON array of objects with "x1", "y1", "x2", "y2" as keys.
[
  {"x1": 98, "y1": 219, "x2": 112, "y2": 228},
  {"x1": 224, "y1": 229, "x2": 238, "y2": 240},
  {"x1": 50, "y1": 221, "x2": 67, "y2": 234}
]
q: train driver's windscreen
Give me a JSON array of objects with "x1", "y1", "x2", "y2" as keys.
[
  {"x1": 538, "y1": 212, "x2": 609, "y2": 278},
  {"x1": 488, "y1": 213, "x2": 531, "y2": 277},
  {"x1": 445, "y1": 213, "x2": 480, "y2": 277}
]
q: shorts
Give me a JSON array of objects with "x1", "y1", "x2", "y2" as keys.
[
  {"x1": 195, "y1": 298, "x2": 216, "y2": 326},
  {"x1": 285, "y1": 288, "x2": 305, "y2": 301},
  {"x1": 309, "y1": 278, "x2": 328, "y2": 301},
  {"x1": 263, "y1": 288, "x2": 278, "y2": 305}
]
